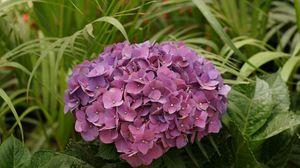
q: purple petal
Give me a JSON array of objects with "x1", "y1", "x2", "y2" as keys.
[
  {"x1": 208, "y1": 115, "x2": 222, "y2": 133},
  {"x1": 102, "y1": 88, "x2": 124, "y2": 109},
  {"x1": 115, "y1": 137, "x2": 133, "y2": 153},
  {"x1": 137, "y1": 141, "x2": 153, "y2": 154},
  {"x1": 176, "y1": 135, "x2": 187, "y2": 148},
  {"x1": 195, "y1": 111, "x2": 208, "y2": 128},
  {"x1": 219, "y1": 85, "x2": 231, "y2": 96},
  {"x1": 120, "y1": 154, "x2": 143, "y2": 167},
  {"x1": 87, "y1": 64, "x2": 106, "y2": 77},
  {"x1": 149, "y1": 90, "x2": 161, "y2": 100},
  {"x1": 99, "y1": 129, "x2": 118, "y2": 144},
  {"x1": 208, "y1": 69, "x2": 219, "y2": 79},
  {"x1": 81, "y1": 125, "x2": 99, "y2": 141},
  {"x1": 126, "y1": 81, "x2": 144, "y2": 94},
  {"x1": 117, "y1": 104, "x2": 137, "y2": 122}
]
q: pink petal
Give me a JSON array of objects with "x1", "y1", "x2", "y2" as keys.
[
  {"x1": 176, "y1": 135, "x2": 187, "y2": 148},
  {"x1": 149, "y1": 90, "x2": 161, "y2": 100},
  {"x1": 99, "y1": 129, "x2": 118, "y2": 144}
]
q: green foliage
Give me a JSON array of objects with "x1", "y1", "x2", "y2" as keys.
[
  {"x1": 0, "y1": 74, "x2": 300, "y2": 167},
  {"x1": 0, "y1": 0, "x2": 300, "y2": 167},
  {"x1": 228, "y1": 77, "x2": 273, "y2": 136},
  {"x1": 30, "y1": 150, "x2": 56, "y2": 168},
  {"x1": 225, "y1": 73, "x2": 300, "y2": 167},
  {"x1": 96, "y1": 142, "x2": 119, "y2": 160},
  {"x1": 0, "y1": 136, "x2": 127, "y2": 168},
  {"x1": 163, "y1": 150, "x2": 186, "y2": 168},
  {"x1": 0, "y1": 136, "x2": 30, "y2": 168},
  {"x1": 0, "y1": 89, "x2": 24, "y2": 142}
]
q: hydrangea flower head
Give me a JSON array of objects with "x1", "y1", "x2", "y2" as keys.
[{"x1": 64, "y1": 41, "x2": 230, "y2": 167}]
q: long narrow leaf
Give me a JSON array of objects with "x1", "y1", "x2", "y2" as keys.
[
  {"x1": 192, "y1": 0, "x2": 262, "y2": 73},
  {"x1": 239, "y1": 52, "x2": 290, "y2": 79},
  {"x1": 281, "y1": 57, "x2": 300, "y2": 82},
  {"x1": 0, "y1": 89, "x2": 24, "y2": 142},
  {"x1": 294, "y1": 0, "x2": 300, "y2": 34}
]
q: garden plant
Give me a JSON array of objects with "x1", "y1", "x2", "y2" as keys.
[{"x1": 0, "y1": 0, "x2": 300, "y2": 168}]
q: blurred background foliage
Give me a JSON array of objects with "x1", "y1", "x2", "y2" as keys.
[{"x1": 0, "y1": 0, "x2": 300, "y2": 167}]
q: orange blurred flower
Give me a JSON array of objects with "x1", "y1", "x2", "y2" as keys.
[{"x1": 22, "y1": 13, "x2": 29, "y2": 22}]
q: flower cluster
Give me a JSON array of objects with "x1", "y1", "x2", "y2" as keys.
[{"x1": 64, "y1": 41, "x2": 230, "y2": 167}]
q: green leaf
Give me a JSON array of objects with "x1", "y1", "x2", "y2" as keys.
[
  {"x1": 30, "y1": 150, "x2": 55, "y2": 168},
  {"x1": 228, "y1": 78, "x2": 273, "y2": 136},
  {"x1": 294, "y1": 0, "x2": 300, "y2": 33},
  {"x1": 97, "y1": 143, "x2": 119, "y2": 160},
  {"x1": 0, "y1": 136, "x2": 30, "y2": 168},
  {"x1": 289, "y1": 136, "x2": 300, "y2": 167},
  {"x1": 263, "y1": 73, "x2": 290, "y2": 113},
  {"x1": 31, "y1": 142, "x2": 112, "y2": 168},
  {"x1": 192, "y1": 0, "x2": 260, "y2": 73},
  {"x1": 147, "y1": 158, "x2": 163, "y2": 168},
  {"x1": 244, "y1": 74, "x2": 299, "y2": 141},
  {"x1": 229, "y1": 123, "x2": 262, "y2": 168},
  {"x1": 251, "y1": 111, "x2": 300, "y2": 141},
  {"x1": 280, "y1": 56, "x2": 300, "y2": 82},
  {"x1": 258, "y1": 131, "x2": 294, "y2": 168},
  {"x1": 184, "y1": 145, "x2": 200, "y2": 168},
  {"x1": 85, "y1": 24, "x2": 95, "y2": 38},
  {"x1": 163, "y1": 150, "x2": 186, "y2": 168},
  {"x1": 0, "y1": 62, "x2": 31, "y2": 75},
  {"x1": 64, "y1": 140, "x2": 105, "y2": 167},
  {"x1": 238, "y1": 52, "x2": 289, "y2": 79},
  {"x1": 92, "y1": 16, "x2": 129, "y2": 41},
  {"x1": 42, "y1": 153, "x2": 94, "y2": 168},
  {"x1": 0, "y1": 89, "x2": 24, "y2": 142}
]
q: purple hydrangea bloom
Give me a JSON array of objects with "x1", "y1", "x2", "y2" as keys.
[{"x1": 64, "y1": 41, "x2": 230, "y2": 167}]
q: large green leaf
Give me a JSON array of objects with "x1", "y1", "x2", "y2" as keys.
[
  {"x1": 229, "y1": 123, "x2": 262, "y2": 168},
  {"x1": 41, "y1": 154, "x2": 94, "y2": 168},
  {"x1": 257, "y1": 132, "x2": 294, "y2": 168},
  {"x1": 228, "y1": 78, "x2": 273, "y2": 136},
  {"x1": 251, "y1": 111, "x2": 300, "y2": 141},
  {"x1": 263, "y1": 73, "x2": 290, "y2": 113},
  {"x1": 229, "y1": 74, "x2": 299, "y2": 141},
  {"x1": 289, "y1": 137, "x2": 300, "y2": 167},
  {"x1": 30, "y1": 150, "x2": 56, "y2": 168},
  {"x1": 250, "y1": 74, "x2": 300, "y2": 141},
  {"x1": 0, "y1": 136, "x2": 30, "y2": 168},
  {"x1": 30, "y1": 148, "x2": 94, "y2": 168},
  {"x1": 64, "y1": 140, "x2": 106, "y2": 167}
]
